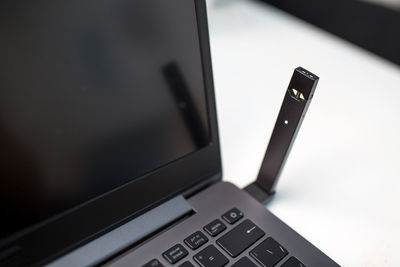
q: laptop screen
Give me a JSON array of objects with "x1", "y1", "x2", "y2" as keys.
[{"x1": 0, "y1": 0, "x2": 212, "y2": 244}]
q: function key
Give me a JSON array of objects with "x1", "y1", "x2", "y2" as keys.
[
  {"x1": 193, "y1": 245, "x2": 229, "y2": 267},
  {"x1": 250, "y1": 237, "x2": 288, "y2": 267},
  {"x1": 162, "y1": 244, "x2": 188, "y2": 264},
  {"x1": 178, "y1": 261, "x2": 195, "y2": 267},
  {"x1": 281, "y1": 256, "x2": 306, "y2": 267},
  {"x1": 184, "y1": 231, "x2": 208, "y2": 250},
  {"x1": 231, "y1": 257, "x2": 257, "y2": 267},
  {"x1": 204, "y1": 219, "x2": 226, "y2": 237},
  {"x1": 222, "y1": 208, "x2": 243, "y2": 224},
  {"x1": 142, "y1": 259, "x2": 164, "y2": 267},
  {"x1": 217, "y1": 219, "x2": 265, "y2": 257}
]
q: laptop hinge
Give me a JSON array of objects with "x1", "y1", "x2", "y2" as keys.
[{"x1": 46, "y1": 195, "x2": 194, "y2": 267}]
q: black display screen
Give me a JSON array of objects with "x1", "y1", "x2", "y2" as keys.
[{"x1": 0, "y1": 0, "x2": 209, "y2": 240}]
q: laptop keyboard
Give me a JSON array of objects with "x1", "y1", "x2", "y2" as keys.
[{"x1": 142, "y1": 208, "x2": 306, "y2": 267}]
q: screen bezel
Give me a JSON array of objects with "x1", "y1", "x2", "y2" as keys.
[{"x1": 0, "y1": 0, "x2": 221, "y2": 265}]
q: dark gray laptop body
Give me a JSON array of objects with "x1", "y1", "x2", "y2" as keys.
[{"x1": 0, "y1": 0, "x2": 338, "y2": 266}]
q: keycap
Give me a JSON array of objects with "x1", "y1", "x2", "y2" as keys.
[
  {"x1": 281, "y1": 256, "x2": 306, "y2": 267},
  {"x1": 178, "y1": 261, "x2": 195, "y2": 267},
  {"x1": 162, "y1": 244, "x2": 188, "y2": 264},
  {"x1": 142, "y1": 259, "x2": 164, "y2": 267},
  {"x1": 184, "y1": 231, "x2": 208, "y2": 250},
  {"x1": 231, "y1": 257, "x2": 257, "y2": 267},
  {"x1": 250, "y1": 237, "x2": 288, "y2": 267},
  {"x1": 204, "y1": 219, "x2": 226, "y2": 237},
  {"x1": 193, "y1": 245, "x2": 229, "y2": 267},
  {"x1": 217, "y1": 219, "x2": 265, "y2": 257},
  {"x1": 221, "y1": 208, "x2": 243, "y2": 224}
]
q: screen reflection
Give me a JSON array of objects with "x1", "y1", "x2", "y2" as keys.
[{"x1": 0, "y1": 0, "x2": 209, "y2": 239}]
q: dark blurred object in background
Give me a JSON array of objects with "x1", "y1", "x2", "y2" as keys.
[{"x1": 259, "y1": 0, "x2": 400, "y2": 66}]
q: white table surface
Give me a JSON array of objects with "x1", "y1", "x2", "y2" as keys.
[{"x1": 206, "y1": 0, "x2": 400, "y2": 266}]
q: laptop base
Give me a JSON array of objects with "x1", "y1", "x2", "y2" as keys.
[{"x1": 106, "y1": 182, "x2": 339, "y2": 267}]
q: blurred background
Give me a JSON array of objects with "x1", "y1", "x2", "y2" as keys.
[
  {"x1": 213, "y1": 0, "x2": 400, "y2": 65},
  {"x1": 364, "y1": 0, "x2": 400, "y2": 9}
]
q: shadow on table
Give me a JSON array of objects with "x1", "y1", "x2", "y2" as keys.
[{"x1": 258, "y1": 0, "x2": 400, "y2": 66}]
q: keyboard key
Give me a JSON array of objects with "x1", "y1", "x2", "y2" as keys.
[
  {"x1": 142, "y1": 259, "x2": 164, "y2": 267},
  {"x1": 217, "y1": 219, "x2": 265, "y2": 257},
  {"x1": 221, "y1": 208, "x2": 243, "y2": 224},
  {"x1": 162, "y1": 244, "x2": 188, "y2": 264},
  {"x1": 231, "y1": 257, "x2": 257, "y2": 267},
  {"x1": 204, "y1": 219, "x2": 226, "y2": 237},
  {"x1": 178, "y1": 261, "x2": 195, "y2": 267},
  {"x1": 184, "y1": 231, "x2": 208, "y2": 250},
  {"x1": 281, "y1": 256, "x2": 306, "y2": 267},
  {"x1": 193, "y1": 245, "x2": 229, "y2": 267},
  {"x1": 250, "y1": 237, "x2": 288, "y2": 267}
]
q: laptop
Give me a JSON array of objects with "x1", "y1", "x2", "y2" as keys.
[{"x1": 0, "y1": 0, "x2": 339, "y2": 266}]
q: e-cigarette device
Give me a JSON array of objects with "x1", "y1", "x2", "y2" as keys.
[{"x1": 245, "y1": 67, "x2": 319, "y2": 204}]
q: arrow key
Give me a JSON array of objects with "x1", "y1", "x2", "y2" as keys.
[{"x1": 250, "y1": 237, "x2": 288, "y2": 267}]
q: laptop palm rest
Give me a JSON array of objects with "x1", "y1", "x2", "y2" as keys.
[{"x1": 46, "y1": 196, "x2": 194, "y2": 267}]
